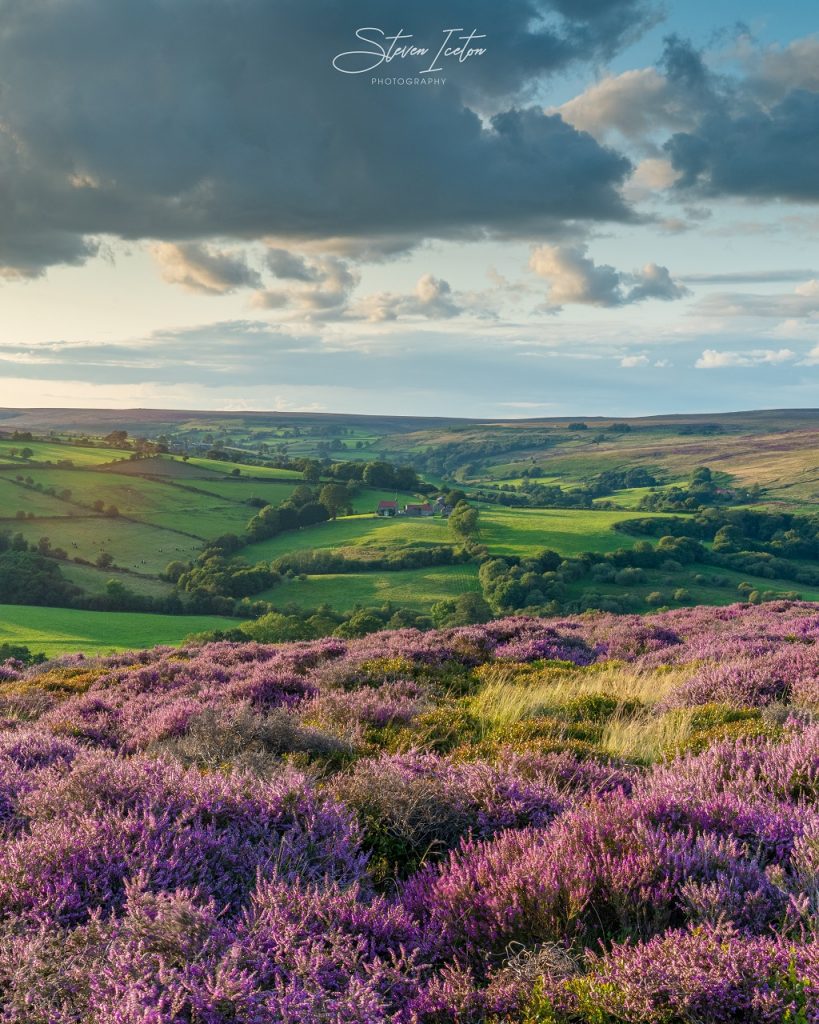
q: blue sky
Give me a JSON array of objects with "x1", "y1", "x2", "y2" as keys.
[{"x1": 0, "y1": 0, "x2": 818, "y2": 417}]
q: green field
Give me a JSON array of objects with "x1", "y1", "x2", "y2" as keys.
[
  {"x1": 60, "y1": 562, "x2": 174, "y2": 599},
  {"x1": 177, "y1": 457, "x2": 304, "y2": 479},
  {"x1": 7, "y1": 517, "x2": 202, "y2": 573},
  {"x1": 2, "y1": 409, "x2": 819, "y2": 655},
  {"x1": 244, "y1": 514, "x2": 452, "y2": 562},
  {"x1": 0, "y1": 477, "x2": 78, "y2": 519},
  {"x1": 0, "y1": 440, "x2": 130, "y2": 467},
  {"x1": 0, "y1": 604, "x2": 238, "y2": 657},
  {"x1": 478, "y1": 507, "x2": 669, "y2": 556},
  {"x1": 264, "y1": 564, "x2": 480, "y2": 612}
]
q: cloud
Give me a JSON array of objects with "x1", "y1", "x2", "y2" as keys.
[
  {"x1": 553, "y1": 67, "x2": 694, "y2": 144},
  {"x1": 696, "y1": 280, "x2": 819, "y2": 318},
  {"x1": 529, "y1": 244, "x2": 689, "y2": 307},
  {"x1": 695, "y1": 348, "x2": 796, "y2": 369},
  {"x1": 0, "y1": 0, "x2": 656, "y2": 276},
  {"x1": 354, "y1": 273, "x2": 462, "y2": 321},
  {"x1": 626, "y1": 262, "x2": 690, "y2": 302},
  {"x1": 2, "y1": 320, "x2": 816, "y2": 417},
  {"x1": 254, "y1": 256, "x2": 360, "y2": 319},
  {"x1": 265, "y1": 249, "x2": 321, "y2": 282},
  {"x1": 661, "y1": 35, "x2": 819, "y2": 203},
  {"x1": 152, "y1": 242, "x2": 262, "y2": 294},
  {"x1": 620, "y1": 354, "x2": 650, "y2": 367},
  {"x1": 743, "y1": 34, "x2": 819, "y2": 103},
  {"x1": 681, "y1": 269, "x2": 818, "y2": 285}
]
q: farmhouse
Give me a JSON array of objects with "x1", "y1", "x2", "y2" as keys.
[
  {"x1": 404, "y1": 502, "x2": 434, "y2": 517},
  {"x1": 375, "y1": 500, "x2": 398, "y2": 517}
]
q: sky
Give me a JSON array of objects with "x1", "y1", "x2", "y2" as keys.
[{"x1": 1, "y1": 0, "x2": 819, "y2": 418}]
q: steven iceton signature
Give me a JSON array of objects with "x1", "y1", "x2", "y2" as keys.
[{"x1": 332, "y1": 28, "x2": 487, "y2": 75}]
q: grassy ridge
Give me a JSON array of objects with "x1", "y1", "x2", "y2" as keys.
[{"x1": 0, "y1": 604, "x2": 237, "y2": 656}]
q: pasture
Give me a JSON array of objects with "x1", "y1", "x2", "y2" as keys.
[
  {"x1": 6, "y1": 517, "x2": 202, "y2": 574},
  {"x1": 478, "y1": 506, "x2": 669, "y2": 556},
  {"x1": 262, "y1": 563, "x2": 480, "y2": 612},
  {"x1": 0, "y1": 604, "x2": 237, "y2": 657},
  {"x1": 243, "y1": 513, "x2": 452, "y2": 562},
  {"x1": 0, "y1": 439, "x2": 129, "y2": 467}
]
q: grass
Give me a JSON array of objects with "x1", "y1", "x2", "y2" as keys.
[
  {"x1": 6, "y1": 518, "x2": 202, "y2": 574},
  {"x1": 0, "y1": 477, "x2": 78, "y2": 519},
  {"x1": 563, "y1": 562, "x2": 819, "y2": 608},
  {"x1": 478, "y1": 506, "x2": 670, "y2": 556},
  {"x1": 59, "y1": 562, "x2": 175, "y2": 599},
  {"x1": 467, "y1": 660, "x2": 695, "y2": 761},
  {"x1": 262, "y1": 564, "x2": 480, "y2": 612},
  {"x1": 178, "y1": 457, "x2": 305, "y2": 479},
  {"x1": 0, "y1": 440, "x2": 130, "y2": 467},
  {"x1": 0, "y1": 604, "x2": 238, "y2": 657},
  {"x1": 244, "y1": 514, "x2": 452, "y2": 561}
]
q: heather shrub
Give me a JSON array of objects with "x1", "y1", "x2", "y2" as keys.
[
  {"x1": 147, "y1": 706, "x2": 350, "y2": 772},
  {"x1": 332, "y1": 752, "x2": 564, "y2": 883},
  {"x1": 5, "y1": 603, "x2": 819, "y2": 1015},
  {"x1": 0, "y1": 754, "x2": 365, "y2": 924},
  {"x1": 403, "y1": 793, "x2": 792, "y2": 963},
  {"x1": 534, "y1": 926, "x2": 819, "y2": 1023},
  {"x1": 303, "y1": 680, "x2": 429, "y2": 739}
]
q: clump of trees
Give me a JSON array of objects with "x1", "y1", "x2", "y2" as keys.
[
  {"x1": 473, "y1": 468, "x2": 658, "y2": 510},
  {"x1": 638, "y1": 467, "x2": 759, "y2": 512},
  {"x1": 190, "y1": 600, "x2": 435, "y2": 645}
]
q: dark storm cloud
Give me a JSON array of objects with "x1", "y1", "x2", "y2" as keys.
[
  {"x1": 0, "y1": 0, "x2": 656, "y2": 275},
  {"x1": 662, "y1": 36, "x2": 819, "y2": 202}
]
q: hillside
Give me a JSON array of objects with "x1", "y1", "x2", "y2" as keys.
[
  {"x1": 2, "y1": 408, "x2": 819, "y2": 656},
  {"x1": 0, "y1": 603, "x2": 818, "y2": 1019}
]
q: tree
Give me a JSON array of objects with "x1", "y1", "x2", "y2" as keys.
[
  {"x1": 362, "y1": 462, "x2": 395, "y2": 488},
  {"x1": 96, "y1": 551, "x2": 115, "y2": 569},
  {"x1": 104, "y1": 430, "x2": 129, "y2": 448},
  {"x1": 162, "y1": 560, "x2": 188, "y2": 584},
  {"x1": 298, "y1": 502, "x2": 330, "y2": 527},
  {"x1": 449, "y1": 501, "x2": 479, "y2": 540},
  {"x1": 319, "y1": 483, "x2": 351, "y2": 519}
]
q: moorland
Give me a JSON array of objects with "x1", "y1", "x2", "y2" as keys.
[{"x1": 3, "y1": 408, "x2": 819, "y2": 1019}]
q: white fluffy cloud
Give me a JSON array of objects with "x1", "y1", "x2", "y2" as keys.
[
  {"x1": 254, "y1": 256, "x2": 360, "y2": 319},
  {"x1": 695, "y1": 348, "x2": 796, "y2": 369},
  {"x1": 152, "y1": 242, "x2": 262, "y2": 294},
  {"x1": 529, "y1": 244, "x2": 689, "y2": 308},
  {"x1": 354, "y1": 274, "x2": 462, "y2": 322},
  {"x1": 552, "y1": 67, "x2": 694, "y2": 145}
]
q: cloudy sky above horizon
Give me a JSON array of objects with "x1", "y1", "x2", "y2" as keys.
[{"x1": 1, "y1": 0, "x2": 819, "y2": 417}]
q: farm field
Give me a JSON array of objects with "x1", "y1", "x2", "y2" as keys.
[
  {"x1": 0, "y1": 439, "x2": 129, "y2": 466},
  {"x1": 2, "y1": 410, "x2": 819, "y2": 655},
  {"x1": 243, "y1": 513, "x2": 453, "y2": 562},
  {"x1": 0, "y1": 604, "x2": 237, "y2": 656},
  {"x1": 478, "y1": 506, "x2": 670, "y2": 556},
  {"x1": 0, "y1": 476, "x2": 78, "y2": 518},
  {"x1": 59, "y1": 562, "x2": 174, "y2": 599},
  {"x1": 6, "y1": 516, "x2": 203, "y2": 573},
  {"x1": 264, "y1": 563, "x2": 480, "y2": 611}
]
